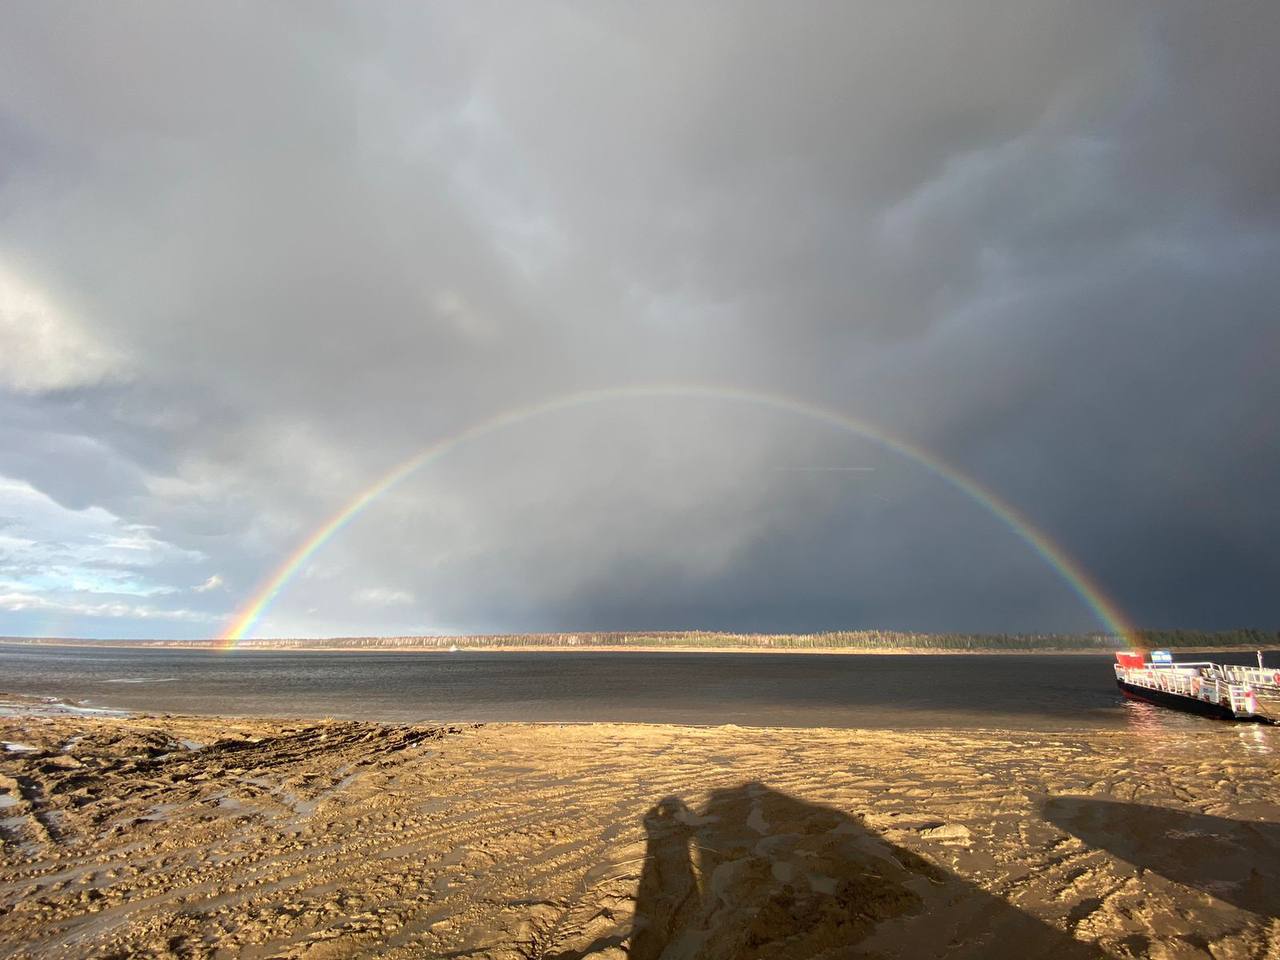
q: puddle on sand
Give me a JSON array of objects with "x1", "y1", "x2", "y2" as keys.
[
  {"x1": 0, "y1": 814, "x2": 31, "y2": 840},
  {"x1": 0, "y1": 697, "x2": 127, "y2": 719},
  {"x1": 140, "y1": 803, "x2": 180, "y2": 823}
]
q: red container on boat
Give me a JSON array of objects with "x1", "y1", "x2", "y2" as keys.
[{"x1": 1115, "y1": 652, "x2": 1145, "y2": 669}]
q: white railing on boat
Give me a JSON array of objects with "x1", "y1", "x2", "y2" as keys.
[{"x1": 1218, "y1": 665, "x2": 1280, "y2": 689}]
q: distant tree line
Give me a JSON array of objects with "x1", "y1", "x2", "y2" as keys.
[
  {"x1": 197, "y1": 628, "x2": 1280, "y2": 651},
  {"x1": 1131, "y1": 628, "x2": 1278, "y2": 649},
  {"x1": 11, "y1": 628, "x2": 1275, "y2": 651}
]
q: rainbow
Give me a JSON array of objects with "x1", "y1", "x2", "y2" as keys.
[{"x1": 219, "y1": 385, "x2": 1137, "y2": 647}]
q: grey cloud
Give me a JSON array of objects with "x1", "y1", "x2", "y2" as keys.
[{"x1": 0, "y1": 2, "x2": 1276, "y2": 638}]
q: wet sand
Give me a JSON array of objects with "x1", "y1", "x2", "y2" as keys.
[{"x1": 1, "y1": 704, "x2": 1277, "y2": 958}]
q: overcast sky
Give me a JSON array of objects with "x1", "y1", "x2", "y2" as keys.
[{"x1": 2, "y1": 2, "x2": 1277, "y2": 640}]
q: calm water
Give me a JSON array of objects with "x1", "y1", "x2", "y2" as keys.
[{"x1": 1, "y1": 643, "x2": 1277, "y2": 733}]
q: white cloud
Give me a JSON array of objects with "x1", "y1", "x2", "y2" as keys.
[
  {"x1": 0, "y1": 590, "x2": 216, "y2": 622},
  {"x1": 194, "y1": 573, "x2": 225, "y2": 593},
  {"x1": 0, "y1": 262, "x2": 124, "y2": 393},
  {"x1": 355, "y1": 586, "x2": 415, "y2": 606},
  {"x1": 0, "y1": 474, "x2": 206, "y2": 608}
]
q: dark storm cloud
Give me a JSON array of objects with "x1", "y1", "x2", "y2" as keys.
[{"x1": 0, "y1": 2, "x2": 1276, "y2": 638}]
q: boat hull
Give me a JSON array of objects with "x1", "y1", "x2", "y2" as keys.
[{"x1": 1116, "y1": 678, "x2": 1248, "y2": 721}]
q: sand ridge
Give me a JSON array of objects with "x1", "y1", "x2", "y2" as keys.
[{"x1": 1, "y1": 709, "x2": 1278, "y2": 958}]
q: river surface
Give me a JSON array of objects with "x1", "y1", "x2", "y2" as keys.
[{"x1": 2, "y1": 643, "x2": 1277, "y2": 734}]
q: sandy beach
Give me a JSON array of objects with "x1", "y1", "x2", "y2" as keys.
[{"x1": 1, "y1": 705, "x2": 1277, "y2": 959}]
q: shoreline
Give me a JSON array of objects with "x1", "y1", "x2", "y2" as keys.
[
  {"x1": 0, "y1": 694, "x2": 1139, "y2": 736},
  {"x1": 0, "y1": 690, "x2": 1130, "y2": 734}
]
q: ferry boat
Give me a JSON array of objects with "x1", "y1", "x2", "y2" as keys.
[{"x1": 1114, "y1": 651, "x2": 1280, "y2": 723}]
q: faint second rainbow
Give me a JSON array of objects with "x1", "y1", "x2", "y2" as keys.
[{"x1": 219, "y1": 385, "x2": 1138, "y2": 647}]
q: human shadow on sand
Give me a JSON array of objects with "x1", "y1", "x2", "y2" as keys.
[
  {"x1": 1042, "y1": 796, "x2": 1280, "y2": 918},
  {"x1": 624, "y1": 782, "x2": 1106, "y2": 960}
]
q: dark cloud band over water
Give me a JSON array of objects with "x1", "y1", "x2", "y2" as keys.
[{"x1": 218, "y1": 385, "x2": 1139, "y2": 645}]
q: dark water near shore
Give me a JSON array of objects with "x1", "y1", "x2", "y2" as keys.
[{"x1": 1, "y1": 643, "x2": 1277, "y2": 733}]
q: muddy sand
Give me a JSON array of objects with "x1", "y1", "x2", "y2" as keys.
[{"x1": 1, "y1": 704, "x2": 1277, "y2": 959}]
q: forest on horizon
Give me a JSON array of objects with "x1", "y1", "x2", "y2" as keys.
[{"x1": 8, "y1": 628, "x2": 1276, "y2": 651}]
